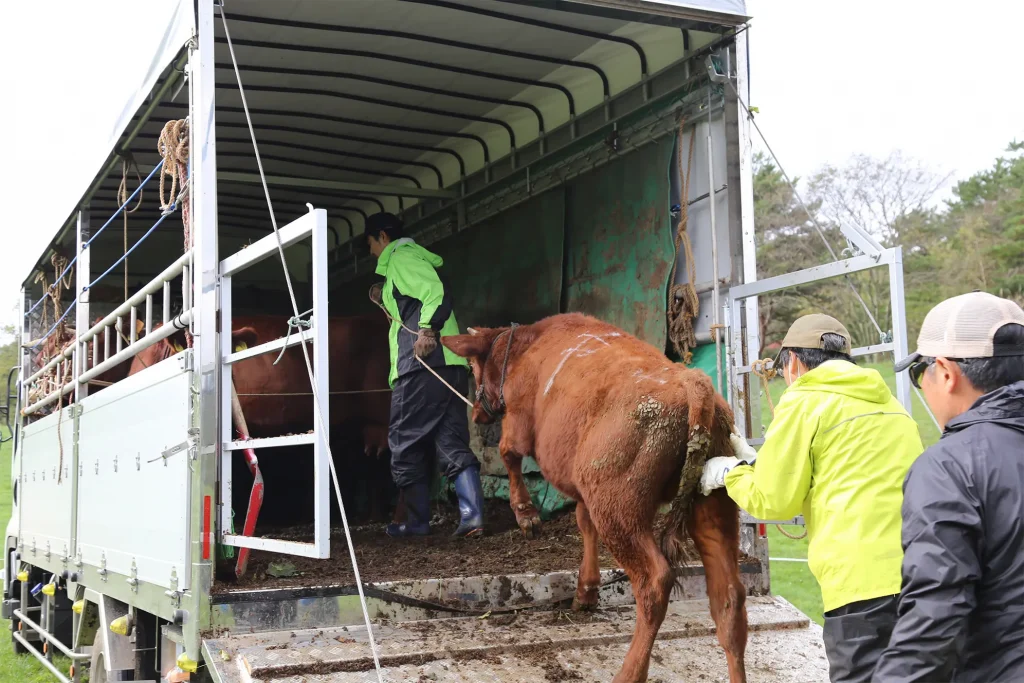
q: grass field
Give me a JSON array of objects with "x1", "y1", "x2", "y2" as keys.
[{"x1": 0, "y1": 361, "x2": 936, "y2": 678}]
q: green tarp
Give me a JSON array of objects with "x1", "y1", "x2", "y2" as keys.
[{"x1": 334, "y1": 138, "x2": 717, "y2": 521}]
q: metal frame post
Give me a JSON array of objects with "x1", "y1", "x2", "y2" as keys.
[
  {"x1": 732, "y1": 34, "x2": 760, "y2": 440},
  {"x1": 186, "y1": 0, "x2": 219, "y2": 662},
  {"x1": 70, "y1": 208, "x2": 89, "y2": 570},
  {"x1": 888, "y1": 246, "x2": 911, "y2": 410}
]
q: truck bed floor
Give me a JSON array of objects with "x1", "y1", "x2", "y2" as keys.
[{"x1": 204, "y1": 596, "x2": 828, "y2": 682}]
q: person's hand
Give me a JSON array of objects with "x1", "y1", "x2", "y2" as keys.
[
  {"x1": 413, "y1": 328, "x2": 438, "y2": 358},
  {"x1": 729, "y1": 433, "x2": 757, "y2": 464},
  {"x1": 700, "y1": 456, "x2": 741, "y2": 496},
  {"x1": 368, "y1": 283, "x2": 384, "y2": 306}
]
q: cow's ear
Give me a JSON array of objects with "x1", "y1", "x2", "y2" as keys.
[
  {"x1": 135, "y1": 319, "x2": 146, "y2": 336},
  {"x1": 232, "y1": 326, "x2": 260, "y2": 353},
  {"x1": 442, "y1": 333, "x2": 494, "y2": 359}
]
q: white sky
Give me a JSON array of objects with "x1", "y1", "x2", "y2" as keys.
[{"x1": 1, "y1": 0, "x2": 1022, "y2": 341}]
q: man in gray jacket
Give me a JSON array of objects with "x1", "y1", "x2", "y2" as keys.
[{"x1": 875, "y1": 291, "x2": 1024, "y2": 682}]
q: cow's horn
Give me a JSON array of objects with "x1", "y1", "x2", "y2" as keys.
[{"x1": 467, "y1": 327, "x2": 480, "y2": 336}]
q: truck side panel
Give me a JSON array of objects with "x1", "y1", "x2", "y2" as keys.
[
  {"x1": 19, "y1": 408, "x2": 75, "y2": 563},
  {"x1": 77, "y1": 353, "x2": 192, "y2": 591}
]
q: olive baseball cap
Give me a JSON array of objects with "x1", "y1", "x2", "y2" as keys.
[
  {"x1": 894, "y1": 292, "x2": 1024, "y2": 372},
  {"x1": 779, "y1": 314, "x2": 852, "y2": 353}
]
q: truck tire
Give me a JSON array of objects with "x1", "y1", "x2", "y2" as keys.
[{"x1": 90, "y1": 630, "x2": 130, "y2": 682}]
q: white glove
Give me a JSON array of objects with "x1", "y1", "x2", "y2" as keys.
[
  {"x1": 729, "y1": 433, "x2": 758, "y2": 464},
  {"x1": 700, "y1": 456, "x2": 741, "y2": 496}
]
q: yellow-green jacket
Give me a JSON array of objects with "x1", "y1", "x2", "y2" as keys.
[{"x1": 725, "y1": 360, "x2": 923, "y2": 612}]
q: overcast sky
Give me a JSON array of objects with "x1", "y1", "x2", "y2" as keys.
[{"x1": 1, "y1": 0, "x2": 1022, "y2": 342}]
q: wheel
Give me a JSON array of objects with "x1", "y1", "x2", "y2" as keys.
[{"x1": 89, "y1": 630, "x2": 130, "y2": 682}]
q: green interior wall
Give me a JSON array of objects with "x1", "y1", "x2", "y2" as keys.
[
  {"x1": 562, "y1": 138, "x2": 677, "y2": 349},
  {"x1": 334, "y1": 136, "x2": 717, "y2": 521}
]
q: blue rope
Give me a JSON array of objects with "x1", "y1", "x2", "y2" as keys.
[
  {"x1": 84, "y1": 210, "x2": 174, "y2": 294},
  {"x1": 24, "y1": 160, "x2": 165, "y2": 319},
  {"x1": 31, "y1": 207, "x2": 176, "y2": 352}
]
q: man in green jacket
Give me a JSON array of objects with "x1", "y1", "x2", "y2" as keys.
[
  {"x1": 700, "y1": 314, "x2": 923, "y2": 683},
  {"x1": 366, "y1": 212, "x2": 485, "y2": 539}
]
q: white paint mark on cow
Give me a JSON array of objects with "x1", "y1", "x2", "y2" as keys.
[{"x1": 544, "y1": 332, "x2": 618, "y2": 396}]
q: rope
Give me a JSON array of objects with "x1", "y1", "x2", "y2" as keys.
[
  {"x1": 667, "y1": 117, "x2": 700, "y2": 365},
  {"x1": 158, "y1": 118, "x2": 193, "y2": 349},
  {"x1": 219, "y1": 7, "x2": 383, "y2": 678},
  {"x1": 117, "y1": 156, "x2": 144, "y2": 302},
  {"x1": 749, "y1": 358, "x2": 807, "y2": 540},
  {"x1": 370, "y1": 297, "x2": 475, "y2": 409},
  {"x1": 274, "y1": 309, "x2": 313, "y2": 365}
]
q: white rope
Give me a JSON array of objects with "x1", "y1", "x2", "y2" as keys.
[{"x1": 218, "y1": 6, "x2": 384, "y2": 679}]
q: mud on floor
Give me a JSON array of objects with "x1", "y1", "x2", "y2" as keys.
[{"x1": 215, "y1": 500, "x2": 757, "y2": 592}]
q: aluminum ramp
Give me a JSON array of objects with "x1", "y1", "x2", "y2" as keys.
[{"x1": 204, "y1": 595, "x2": 829, "y2": 683}]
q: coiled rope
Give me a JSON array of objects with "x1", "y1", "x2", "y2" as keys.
[{"x1": 667, "y1": 116, "x2": 700, "y2": 364}]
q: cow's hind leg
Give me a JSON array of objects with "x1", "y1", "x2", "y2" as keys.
[
  {"x1": 572, "y1": 501, "x2": 601, "y2": 612},
  {"x1": 591, "y1": 505, "x2": 673, "y2": 683},
  {"x1": 500, "y1": 449, "x2": 542, "y2": 537},
  {"x1": 687, "y1": 489, "x2": 748, "y2": 683}
]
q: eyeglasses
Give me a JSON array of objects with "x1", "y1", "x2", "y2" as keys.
[
  {"x1": 908, "y1": 357, "x2": 964, "y2": 389},
  {"x1": 908, "y1": 358, "x2": 935, "y2": 389}
]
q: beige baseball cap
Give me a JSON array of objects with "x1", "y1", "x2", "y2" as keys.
[
  {"x1": 895, "y1": 291, "x2": 1024, "y2": 372},
  {"x1": 779, "y1": 314, "x2": 852, "y2": 353}
]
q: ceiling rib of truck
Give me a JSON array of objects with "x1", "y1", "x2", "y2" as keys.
[{"x1": 31, "y1": 0, "x2": 745, "y2": 295}]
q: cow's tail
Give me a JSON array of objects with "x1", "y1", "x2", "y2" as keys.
[{"x1": 659, "y1": 374, "x2": 734, "y2": 573}]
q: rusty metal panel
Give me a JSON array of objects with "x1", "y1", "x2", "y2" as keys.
[
  {"x1": 433, "y1": 189, "x2": 564, "y2": 329},
  {"x1": 563, "y1": 138, "x2": 676, "y2": 349}
]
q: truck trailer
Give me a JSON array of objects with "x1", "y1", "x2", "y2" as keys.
[{"x1": 2, "y1": 1, "x2": 914, "y2": 681}]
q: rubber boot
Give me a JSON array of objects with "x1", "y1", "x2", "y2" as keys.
[
  {"x1": 386, "y1": 481, "x2": 431, "y2": 537},
  {"x1": 451, "y1": 465, "x2": 486, "y2": 538}
]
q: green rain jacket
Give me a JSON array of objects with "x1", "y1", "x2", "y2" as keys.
[
  {"x1": 376, "y1": 238, "x2": 468, "y2": 386},
  {"x1": 724, "y1": 360, "x2": 923, "y2": 612}
]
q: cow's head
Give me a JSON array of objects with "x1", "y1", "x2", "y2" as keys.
[
  {"x1": 127, "y1": 325, "x2": 259, "y2": 375},
  {"x1": 442, "y1": 326, "x2": 519, "y2": 424}
]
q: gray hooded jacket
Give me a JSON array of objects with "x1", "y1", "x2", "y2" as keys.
[{"x1": 874, "y1": 381, "x2": 1024, "y2": 682}]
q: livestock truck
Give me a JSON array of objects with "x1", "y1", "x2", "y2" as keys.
[{"x1": 2, "y1": 1, "x2": 914, "y2": 681}]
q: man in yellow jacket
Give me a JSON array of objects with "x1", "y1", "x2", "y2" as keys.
[{"x1": 700, "y1": 314, "x2": 924, "y2": 683}]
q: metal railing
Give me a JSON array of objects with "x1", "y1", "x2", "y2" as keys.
[{"x1": 22, "y1": 250, "x2": 194, "y2": 417}]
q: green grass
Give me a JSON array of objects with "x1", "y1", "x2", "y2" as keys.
[{"x1": 758, "y1": 361, "x2": 939, "y2": 626}]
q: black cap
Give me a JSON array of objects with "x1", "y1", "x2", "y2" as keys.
[{"x1": 364, "y1": 212, "x2": 404, "y2": 239}]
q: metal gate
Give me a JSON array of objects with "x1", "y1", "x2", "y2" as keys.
[{"x1": 218, "y1": 207, "x2": 331, "y2": 559}]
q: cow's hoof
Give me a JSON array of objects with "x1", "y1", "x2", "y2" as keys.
[
  {"x1": 518, "y1": 516, "x2": 542, "y2": 538},
  {"x1": 571, "y1": 596, "x2": 598, "y2": 612}
]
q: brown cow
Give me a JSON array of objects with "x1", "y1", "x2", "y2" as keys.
[
  {"x1": 442, "y1": 313, "x2": 747, "y2": 683},
  {"x1": 128, "y1": 314, "x2": 391, "y2": 447},
  {"x1": 129, "y1": 314, "x2": 397, "y2": 525}
]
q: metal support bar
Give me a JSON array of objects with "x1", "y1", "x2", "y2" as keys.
[
  {"x1": 12, "y1": 633, "x2": 73, "y2": 683},
  {"x1": 223, "y1": 328, "x2": 315, "y2": 365},
  {"x1": 13, "y1": 608, "x2": 90, "y2": 661},
  {"x1": 729, "y1": 250, "x2": 896, "y2": 301},
  {"x1": 218, "y1": 172, "x2": 457, "y2": 199}
]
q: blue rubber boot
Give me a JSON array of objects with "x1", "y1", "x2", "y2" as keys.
[
  {"x1": 451, "y1": 465, "x2": 486, "y2": 538},
  {"x1": 386, "y1": 481, "x2": 431, "y2": 537}
]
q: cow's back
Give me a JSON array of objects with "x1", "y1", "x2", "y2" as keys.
[{"x1": 520, "y1": 314, "x2": 714, "y2": 499}]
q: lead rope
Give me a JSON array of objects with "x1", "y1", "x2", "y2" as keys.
[
  {"x1": 749, "y1": 358, "x2": 807, "y2": 540},
  {"x1": 219, "y1": 7, "x2": 384, "y2": 678},
  {"x1": 369, "y1": 293, "x2": 474, "y2": 409}
]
